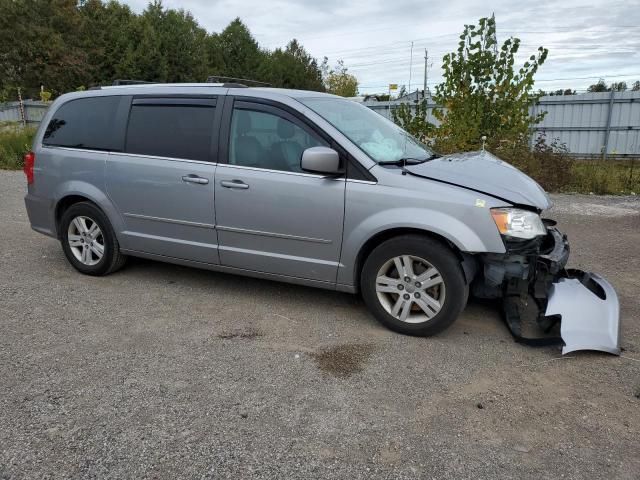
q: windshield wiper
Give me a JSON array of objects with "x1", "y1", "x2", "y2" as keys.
[{"x1": 377, "y1": 154, "x2": 440, "y2": 166}]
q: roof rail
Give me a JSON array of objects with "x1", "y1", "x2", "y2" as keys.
[
  {"x1": 206, "y1": 76, "x2": 270, "y2": 87},
  {"x1": 112, "y1": 79, "x2": 156, "y2": 86}
]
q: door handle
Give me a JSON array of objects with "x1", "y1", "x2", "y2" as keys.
[
  {"x1": 220, "y1": 180, "x2": 249, "y2": 190},
  {"x1": 182, "y1": 175, "x2": 209, "y2": 185}
]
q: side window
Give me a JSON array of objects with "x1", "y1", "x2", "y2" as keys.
[
  {"x1": 229, "y1": 107, "x2": 327, "y2": 173},
  {"x1": 125, "y1": 102, "x2": 216, "y2": 161},
  {"x1": 43, "y1": 96, "x2": 122, "y2": 151}
]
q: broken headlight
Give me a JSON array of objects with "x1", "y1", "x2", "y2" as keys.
[{"x1": 490, "y1": 208, "x2": 546, "y2": 240}]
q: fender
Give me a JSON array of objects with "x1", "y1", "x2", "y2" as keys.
[
  {"x1": 53, "y1": 180, "x2": 125, "y2": 240},
  {"x1": 337, "y1": 206, "x2": 506, "y2": 287}
]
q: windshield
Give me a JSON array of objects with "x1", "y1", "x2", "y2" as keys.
[{"x1": 300, "y1": 97, "x2": 434, "y2": 163}]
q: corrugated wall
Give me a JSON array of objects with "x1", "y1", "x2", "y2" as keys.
[
  {"x1": 365, "y1": 91, "x2": 640, "y2": 157},
  {"x1": 0, "y1": 101, "x2": 49, "y2": 125}
]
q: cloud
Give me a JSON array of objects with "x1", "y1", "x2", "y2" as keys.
[{"x1": 122, "y1": 0, "x2": 640, "y2": 93}]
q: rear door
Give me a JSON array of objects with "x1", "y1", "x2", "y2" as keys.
[
  {"x1": 106, "y1": 96, "x2": 221, "y2": 264},
  {"x1": 214, "y1": 98, "x2": 346, "y2": 283}
]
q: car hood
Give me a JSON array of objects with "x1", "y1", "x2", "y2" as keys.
[{"x1": 405, "y1": 150, "x2": 552, "y2": 210}]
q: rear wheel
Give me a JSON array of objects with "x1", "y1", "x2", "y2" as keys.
[
  {"x1": 60, "y1": 202, "x2": 126, "y2": 276},
  {"x1": 361, "y1": 235, "x2": 468, "y2": 336}
]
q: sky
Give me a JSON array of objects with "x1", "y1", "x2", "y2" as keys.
[{"x1": 123, "y1": 0, "x2": 640, "y2": 95}]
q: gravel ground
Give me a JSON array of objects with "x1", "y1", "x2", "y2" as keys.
[{"x1": 1, "y1": 171, "x2": 639, "y2": 479}]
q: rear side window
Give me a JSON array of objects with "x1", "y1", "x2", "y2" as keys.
[
  {"x1": 125, "y1": 102, "x2": 216, "y2": 161},
  {"x1": 43, "y1": 96, "x2": 122, "y2": 151}
]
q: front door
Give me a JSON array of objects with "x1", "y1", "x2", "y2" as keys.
[
  {"x1": 106, "y1": 96, "x2": 221, "y2": 264},
  {"x1": 215, "y1": 100, "x2": 346, "y2": 283}
]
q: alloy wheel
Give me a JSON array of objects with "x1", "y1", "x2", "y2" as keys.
[
  {"x1": 375, "y1": 255, "x2": 446, "y2": 323},
  {"x1": 67, "y1": 216, "x2": 104, "y2": 266}
]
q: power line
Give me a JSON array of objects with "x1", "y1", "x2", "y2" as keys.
[{"x1": 358, "y1": 72, "x2": 640, "y2": 89}]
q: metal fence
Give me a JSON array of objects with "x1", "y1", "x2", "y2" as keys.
[
  {"x1": 365, "y1": 91, "x2": 640, "y2": 159},
  {"x1": 0, "y1": 100, "x2": 49, "y2": 126}
]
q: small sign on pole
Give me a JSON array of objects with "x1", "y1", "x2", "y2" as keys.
[{"x1": 389, "y1": 83, "x2": 398, "y2": 101}]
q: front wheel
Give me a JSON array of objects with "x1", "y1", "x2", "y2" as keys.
[{"x1": 361, "y1": 235, "x2": 468, "y2": 336}]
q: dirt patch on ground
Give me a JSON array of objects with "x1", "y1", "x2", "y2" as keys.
[
  {"x1": 216, "y1": 327, "x2": 262, "y2": 340},
  {"x1": 310, "y1": 343, "x2": 376, "y2": 378}
]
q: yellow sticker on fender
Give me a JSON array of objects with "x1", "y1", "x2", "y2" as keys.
[{"x1": 475, "y1": 199, "x2": 486, "y2": 208}]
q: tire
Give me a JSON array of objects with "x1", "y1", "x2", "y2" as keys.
[
  {"x1": 361, "y1": 234, "x2": 468, "y2": 336},
  {"x1": 59, "y1": 202, "x2": 127, "y2": 276}
]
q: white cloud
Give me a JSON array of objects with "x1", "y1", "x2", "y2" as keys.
[{"x1": 123, "y1": 0, "x2": 640, "y2": 93}]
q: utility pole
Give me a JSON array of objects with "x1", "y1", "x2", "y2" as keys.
[
  {"x1": 423, "y1": 49, "x2": 428, "y2": 98},
  {"x1": 408, "y1": 41, "x2": 414, "y2": 94}
]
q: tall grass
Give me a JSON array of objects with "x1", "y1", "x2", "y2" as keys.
[
  {"x1": 494, "y1": 137, "x2": 639, "y2": 195},
  {"x1": 0, "y1": 123, "x2": 36, "y2": 170},
  {"x1": 567, "y1": 160, "x2": 639, "y2": 195}
]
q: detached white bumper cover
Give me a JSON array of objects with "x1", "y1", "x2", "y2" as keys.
[{"x1": 545, "y1": 273, "x2": 621, "y2": 355}]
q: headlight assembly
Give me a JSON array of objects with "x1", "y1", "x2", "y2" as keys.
[{"x1": 490, "y1": 208, "x2": 546, "y2": 240}]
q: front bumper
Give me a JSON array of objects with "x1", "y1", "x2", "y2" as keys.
[
  {"x1": 546, "y1": 271, "x2": 621, "y2": 355},
  {"x1": 474, "y1": 225, "x2": 621, "y2": 355}
]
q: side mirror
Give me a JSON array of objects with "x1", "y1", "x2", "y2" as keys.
[{"x1": 301, "y1": 146, "x2": 341, "y2": 175}]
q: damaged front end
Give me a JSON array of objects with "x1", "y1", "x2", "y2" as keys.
[{"x1": 472, "y1": 221, "x2": 621, "y2": 355}]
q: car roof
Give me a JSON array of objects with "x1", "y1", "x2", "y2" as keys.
[{"x1": 82, "y1": 83, "x2": 339, "y2": 100}]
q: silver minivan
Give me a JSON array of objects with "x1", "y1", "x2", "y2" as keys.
[{"x1": 23, "y1": 82, "x2": 620, "y2": 354}]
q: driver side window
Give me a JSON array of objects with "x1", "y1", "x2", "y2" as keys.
[{"x1": 229, "y1": 107, "x2": 327, "y2": 173}]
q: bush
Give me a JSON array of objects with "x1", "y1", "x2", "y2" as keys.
[
  {"x1": 0, "y1": 124, "x2": 36, "y2": 170},
  {"x1": 494, "y1": 134, "x2": 574, "y2": 193},
  {"x1": 493, "y1": 135, "x2": 638, "y2": 194}
]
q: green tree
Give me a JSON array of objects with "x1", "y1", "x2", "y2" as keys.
[
  {"x1": 323, "y1": 59, "x2": 358, "y2": 97},
  {"x1": 216, "y1": 18, "x2": 264, "y2": 79},
  {"x1": 392, "y1": 100, "x2": 435, "y2": 144},
  {"x1": 433, "y1": 16, "x2": 548, "y2": 152},
  {"x1": 632, "y1": 81, "x2": 640, "y2": 92},
  {"x1": 549, "y1": 88, "x2": 575, "y2": 96},
  {"x1": 610, "y1": 81, "x2": 627, "y2": 92},
  {"x1": 0, "y1": 2, "x2": 332, "y2": 96},
  {"x1": 258, "y1": 40, "x2": 324, "y2": 90},
  {"x1": 0, "y1": 0, "x2": 88, "y2": 98},
  {"x1": 587, "y1": 79, "x2": 609, "y2": 92},
  {"x1": 123, "y1": 5, "x2": 169, "y2": 82},
  {"x1": 79, "y1": 0, "x2": 136, "y2": 86}
]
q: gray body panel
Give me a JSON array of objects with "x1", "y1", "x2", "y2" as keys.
[
  {"x1": 337, "y1": 171, "x2": 508, "y2": 286},
  {"x1": 406, "y1": 150, "x2": 552, "y2": 210},
  {"x1": 25, "y1": 146, "x2": 122, "y2": 238},
  {"x1": 215, "y1": 164, "x2": 345, "y2": 283},
  {"x1": 105, "y1": 153, "x2": 219, "y2": 264},
  {"x1": 546, "y1": 274, "x2": 621, "y2": 355}
]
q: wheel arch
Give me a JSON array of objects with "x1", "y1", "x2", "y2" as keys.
[
  {"x1": 352, "y1": 227, "x2": 468, "y2": 293},
  {"x1": 55, "y1": 195, "x2": 95, "y2": 236},
  {"x1": 53, "y1": 182, "x2": 123, "y2": 240}
]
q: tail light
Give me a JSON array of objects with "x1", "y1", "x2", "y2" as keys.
[{"x1": 23, "y1": 151, "x2": 35, "y2": 185}]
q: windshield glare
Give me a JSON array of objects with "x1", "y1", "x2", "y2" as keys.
[{"x1": 300, "y1": 97, "x2": 433, "y2": 163}]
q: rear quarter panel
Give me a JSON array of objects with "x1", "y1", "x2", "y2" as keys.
[{"x1": 27, "y1": 93, "x2": 124, "y2": 238}]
